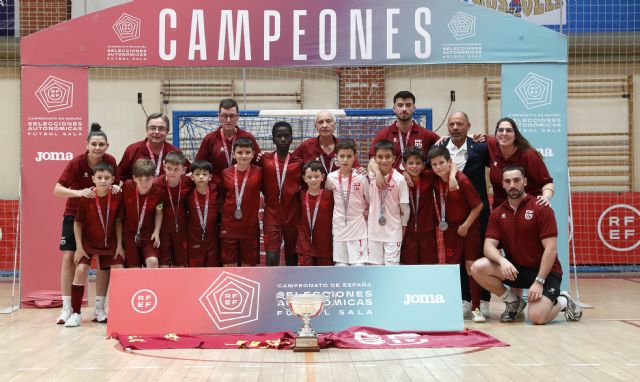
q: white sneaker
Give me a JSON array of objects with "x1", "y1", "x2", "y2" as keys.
[
  {"x1": 480, "y1": 300, "x2": 491, "y2": 319},
  {"x1": 472, "y1": 308, "x2": 486, "y2": 323},
  {"x1": 64, "y1": 313, "x2": 82, "y2": 327},
  {"x1": 462, "y1": 300, "x2": 472, "y2": 319},
  {"x1": 57, "y1": 307, "x2": 72, "y2": 325},
  {"x1": 92, "y1": 306, "x2": 108, "y2": 323}
]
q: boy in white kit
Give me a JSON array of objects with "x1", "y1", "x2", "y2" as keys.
[
  {"x1": 368, "y1": 140, "x2": 410, "y2": 265},
  {"x1": 325, "y1": 139, "x2": 370, "y2": 266}
]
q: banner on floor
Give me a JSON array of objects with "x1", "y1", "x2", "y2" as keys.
[{"x1": 107, "y1": 265, "x2": 463, "y2": 336}]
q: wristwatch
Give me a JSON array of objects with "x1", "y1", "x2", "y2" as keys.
[{"x1": 535, "y1": 276, "x2": 546, "y2": 285}]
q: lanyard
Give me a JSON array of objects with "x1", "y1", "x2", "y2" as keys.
[
  {"x1": 220, "y1": 128, "x2": 236, "y2": 168},
  {"x1": 135, "y1": 190, "x2": 148, "y2": 242},
  {"x1": 397, "y1": 125, "x2": 413, "y2": 156},
  {"x1": 167, "y1": 180, "x2": 181, "y2": 232},
  {"x1": 145, "y1": 141, "x2": 164, "y2": 177},
  {"x1": 94, "y1": 190, "x2": 111, "y2": 247},
  {"x1": 194, "y1": 187, "x2": 210, "y2": 241},
  {"x1": 319, "y1": 154, "x2": 334, "y2": 175},
  {"x1": 305, "y1": 190, "x2": 323, "y2": 243},
  {"x1": 408, "y1": 176, "x2": 420, "y2": 231},
  {"x1": 338, "y1": 170, "x2": 352, "y2": 225},
  {"x1": 234, "y1": 165, "x2": 250, "y2": 215},
  {"x1": 274, "y1": 152, "x2": 290, "y2": 202},
  {"x1": 378, "y1": 170, "x2": 394, "y2": 223},
  {"x1": 432, "y1": 181, "x2": 448, "y2": 230}
]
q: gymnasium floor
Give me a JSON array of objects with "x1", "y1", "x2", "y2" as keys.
[{"x1": 1, "y1": 275, "x2": 639, "y2": 381}]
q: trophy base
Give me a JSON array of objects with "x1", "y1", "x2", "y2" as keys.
[{"x1": 293, "y1": 336, "x2": 320, "y2": 352}]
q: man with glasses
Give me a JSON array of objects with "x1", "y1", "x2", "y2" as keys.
[
  {"x1": 118, "y1": 113, "x2": 189, "y2": 180},
  {"x1": 196, "y1": 99, "x2": 261, "y2": 187}
]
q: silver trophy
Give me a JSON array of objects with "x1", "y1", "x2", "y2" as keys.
[{"x1": 287, "y1": 293, "x2": 325, "y2": 352}]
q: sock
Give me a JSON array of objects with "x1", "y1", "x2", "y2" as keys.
[
  {"x1": 557, "y1": 295, "x2": 568, "y2": 311},
  {"x1": 62, "y1": 295, "x2": 71, "y2": 309},
  {"x1": 469, "y1": 277, "x2": 481, "y2": 310},
  {"x1": 71, "y1": 284, "x2": 84, "y2": 314},
  {"x1": 96, "y1": 296, "x2": 106, "y2": 309},
  {"x1": 500, "y1": 290, "x2": 518, "y2": 304},
  {"x1": 285, "y1": 253, "x2": 298, "y2": 266},
  {"x1": 335, "y1": 262, "x2": 349, "y2": 267},
  {"x1": 266, "y1": 252, "x2": 280, "y2": 266}
]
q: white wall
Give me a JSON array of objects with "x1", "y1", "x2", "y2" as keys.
[{"x1": 0, "y1": 72, "x2": 20, "y2": 199}]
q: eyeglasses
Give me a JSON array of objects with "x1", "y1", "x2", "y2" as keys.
[
  {"x1": 220, "y1": 114, "x2": 239, "y2": 120},
  {"x1": 147, "y1": 126, "x2": 168, "y2": 133},
  {"x1": 497, "y1": 127, "x2": 514, "y2": 133}
]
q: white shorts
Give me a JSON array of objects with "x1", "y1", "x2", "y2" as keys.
[
  {"x1": 368, "y1": 240, "x2": 402, "y2": 265},
  {"x1": 333, "y1": 239, "x2": 368, "y2": 265}
]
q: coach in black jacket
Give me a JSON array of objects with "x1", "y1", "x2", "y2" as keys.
[{"x1": 441, "y1": 111, "x2": 491, "y2": 316}]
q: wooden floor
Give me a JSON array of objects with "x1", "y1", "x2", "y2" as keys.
[{"x1": 1, "y1": 275, "x2": 639, "y2": 382}]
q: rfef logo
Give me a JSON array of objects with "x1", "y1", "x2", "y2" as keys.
[
  {"x1": 515, "y1": 72, "x2": 553, "y2": 110},
  {"x1": 199, "y1": 272, "x2": 260, "y2": 330},
  {"x1": 35, "y1": 76, "x2": 74, "y2": 113},
  {"x1": 113, "y1": 13, "x2": 141, "y2": 42},
  {"x1": 597, "y1": 204, "x2": 640, "y2": 252},
  {"x1": 35, "y1": 152, "x2": 73, "y2": 162},
  {"x1": 131, "y1": 289, "x2": 158, "y2": 314}
]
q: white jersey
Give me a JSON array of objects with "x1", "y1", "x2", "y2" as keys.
[
  {"x1": 326, "y1": 169, "x2": 369, "y2": 241},
  {"x1": 367, "y1": 170, "x2": 409, "y2": 242}
]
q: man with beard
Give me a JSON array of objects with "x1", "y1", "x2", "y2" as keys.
[
  {"x1": 470, "y1": 166, "x2": 582, "y2": 324},
  {"x1": 368, "y1": 91, "x2": 440, "y2": 173}
]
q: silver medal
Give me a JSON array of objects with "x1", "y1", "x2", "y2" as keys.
[
  {"x1": 234, "y1": 208, "x2": 243, "y2": 220},
  {"x1": 378, "y1": 216, "x2": 387, "y2": 226},
  {"x1": 439, "y1": 221, "x2": 448, "y2": 231},
  {"x1": 134, "y1": 234, "x2": 141, "y2": 244}
]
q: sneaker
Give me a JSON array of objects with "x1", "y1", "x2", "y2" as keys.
[
  {"x1": 500, "y1": 297, "x2": 526, "y2": 322},
  {"x1": 92, "y1": 306, "x2": 108, "y2": 323},
  {"x1": 56, "y1": 307, "x2": 72, "y2": 325},
  {"x1": 471, "y1": 308, "x2": 486, "y2": 323},
  {"x1": 560, "y1": 291, "x2": 582, "y2": 322},
  {"x1": 480, "y1": 300, "x2": 491, "y2": 319},
  {"x1": 462, "y1": 300, "x2": 472, "y2": 319},
  {"x1": 64, "y1": 313, "x2": 82, "y2": 327}
]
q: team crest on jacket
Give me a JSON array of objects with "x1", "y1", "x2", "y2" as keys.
[
  {"x1": 414, "y1": 139, "x2": 423, "y2": 148},
  {"x1": 525, "y1": 210, "x2": 534, "y2": 220}
]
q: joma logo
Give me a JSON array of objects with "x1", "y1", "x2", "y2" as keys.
[{"x1": 35, "y1": 151, "x2": 73, "y2": 162}]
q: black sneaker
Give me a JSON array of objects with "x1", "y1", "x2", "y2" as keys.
[
  {"x1": 500, "y1": 297, "x2": 523, "y2": 323},
  {"x1": 560, "y1": 291, "x2": 582, "y2": 321}
]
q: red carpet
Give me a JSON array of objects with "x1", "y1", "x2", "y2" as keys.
[{"x1": 115, "y1": 326, "x2": 508, "y2": 350}]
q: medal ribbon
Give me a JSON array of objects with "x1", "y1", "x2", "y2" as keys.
[
  {"x1": 135, "y1": 190, "x2": 149, "y2": 241},
  {"x1": 408, "y1": 176, "x2": 420, "y2": 231},
  {"x1": 194, "y1": 187, "x2": 210, "y2": 241},
  {"x1": 338, "y1": 170, "x2": 352, "y2": 224},
  {"x1": 319, "y1": 154, "x2": 334, "y2": 175},
  {"x1": 234, "y1": 165, "x2": 250, "y2": 213},
  {"x1": 397, "y1": 125, "x2": 413, "y2": 156},
  {"x1": 432, "y1": 181, "x2": 448, "y2": 226},
  {"x1": 145, "y1": 141, "x2": 164, "y2": 177},
  {"x1": 305, "y1": 190, "x2": 323, "y2": 243},
  {"x1": 94, "y1": 189, "x2": 111, "y2": 247},
  {"x1": 274, "y1": 152, "x2": 290, "y2": 202},
  {"x1": 167, "y1": 180, "x2": 181, "y2": 232},
  {"x1": 378, "y1": 169, "x2": 394, "y2": 219},
  {"x1": 220, "y1": 128, "x2": 236, "y2": 168}
]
